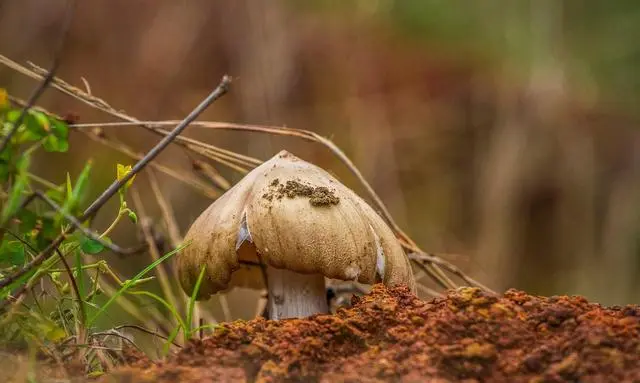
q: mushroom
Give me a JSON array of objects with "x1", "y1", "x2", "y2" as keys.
[{"x1": 177, "y1": 150, "x2": 416, "y2": 319}]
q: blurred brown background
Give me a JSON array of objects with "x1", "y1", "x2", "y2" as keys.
[{"x1": 1, "y1": 0, "x2": 639, "y2": 307}]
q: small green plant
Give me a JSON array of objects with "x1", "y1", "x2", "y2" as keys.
[{"x1": 0, "y1": 88, "x2": 194, "y2": 376}]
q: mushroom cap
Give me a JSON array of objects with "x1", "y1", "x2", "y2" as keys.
[{"x1": 177, "y1": 150, "x2": 416, "y2": 300}]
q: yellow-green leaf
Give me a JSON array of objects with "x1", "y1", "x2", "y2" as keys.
[
  {"x1": 45, "y1": 326, "x2": 67, "y2": 343},
  {"x1": 32, "y1": 111, "x2": 50, "y2": 132},
  {"x1": 66, "y1": 172, "x2": 73, "y2": 199},
  {"x1": 116, "y1": 163, "x2": 136, "y2": 188},
  {"x1": 36, "y1": 320, "x2": 67, "y2": 343}
]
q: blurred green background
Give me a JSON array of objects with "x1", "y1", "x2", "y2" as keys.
[{"x1": 1, "y1": 0, "x2": 639, "y2": 315}]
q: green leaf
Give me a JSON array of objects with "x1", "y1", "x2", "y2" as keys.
[
  {"x1": 80, "y1": 235, "x2": 104, "y2": 255},
  {"x1": 40, "y1": 217, "x2": 58, "y2": 241},
  {"x1": 50, "y1": 118, "x2": 69, "y2": 140},
  {"x1": 0, "y1": 240, "x2": 26, "y2": 266},
  {"x1": 5, "y1": 109, "x2": 21, "y2": 123},
  {"x1": 36, "y1": 319, "x2": 67, "y2": 343},
  {"x1": 116, "y1": 163, "x2": 136, "y2": 189},
  {"x1": 69, "y1": 160, "x2": 92, "y2": 209},
  {"x1": 50, "y1": 271, "x2": 62, "y2": 285},
  {"x1": 40, "y1": 117, "x2": 69, "y2": 152},
  {"x1": 66, "y1": 173, "x2": 73, "y2": 200},
  {"x1": 32, "y1": 111, "x2": 50, "y2": 131},
  {"x1": 16, "y1": 209, "x2": 37, "y2": 234},
  {"x1": 9, "y1": 110, "x2": 47, "y2": 143},
  {"x1": 42, "y1": 134, "x2": 69, "y2": 152},
  {"x1": 57, "y1": 160, "x2": 93, "y2": 226},
  {"x1": 62, "y1": 160, "x2": 93, "y2": 219},
  {"x1": 0, "y1": 154, "x2": 30, "y2": 226},
  {"x1": 127, "y1": 210, "x2": 138, "y2": 224}
]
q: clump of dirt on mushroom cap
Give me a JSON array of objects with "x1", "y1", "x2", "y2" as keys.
[
  {"x1": 176, "y1": 150, "x2": 415, "y2": 306},
  {"x1": 262, "y1": 178, "x2": 340, "y2": 206}
]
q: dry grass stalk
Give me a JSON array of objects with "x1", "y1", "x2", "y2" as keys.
[
  {"x1": 130, "y1": 188, "x2": 181, "y2": 322},
  {"x1": 0, "y1": 54, "x2": 494, "y2": 299}
]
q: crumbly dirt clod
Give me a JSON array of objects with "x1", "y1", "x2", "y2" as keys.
[
  {"x1": 105, "y1": 285, "x2": 640, "y2": 383},
  {"x1": 261, "y1": 179, "x2": 340, "y2": 207}
]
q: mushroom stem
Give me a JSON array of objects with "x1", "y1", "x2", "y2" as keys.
[{"x1": 266, "y1": 266, "x2": 328, "y2": 319}]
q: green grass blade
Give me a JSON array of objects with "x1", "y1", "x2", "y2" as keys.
[
  {"x1": 163, "y1": 325, "x2": 182, "y2": 356},
  {"x1": 74, "y1": 248, "x2": 87, "y2": 326},
  {"x1": 60, "y1": 160, "x2": 92, "y2": 221},
  {"x1": 128, "y1": 290, "x2": 186, "y2": 332},
  {"x1": 87, "y1": 241, "x2": 189, "y2": 327},
  {"x1": 185, "y1": 265, "x2": 206, "y2": 340}
]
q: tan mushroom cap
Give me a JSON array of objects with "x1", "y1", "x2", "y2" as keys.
[{"x1": 177, "y1": 150, "x2": 416, "y2": 300}]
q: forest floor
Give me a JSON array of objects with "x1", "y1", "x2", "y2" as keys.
[{"x1": 100, "y1": 284, "x2": 640, "y2": 382}]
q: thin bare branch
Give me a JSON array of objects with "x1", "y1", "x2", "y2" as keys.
[
  {"x1": 80, "y1": 129, "x2": 220, "y2": 199},
  {"x1": 0, "y1": 56, "x2": 492, "y2": 293},
  {"x1": 408, "y1": 252, "x2": 495, "y2": 293},
  {"x1": 90, "y1": 330, "x2": 152, "y2": 356},
  {"x1": 72, "y1": 121, "x2": 466, "y2": 290},
  {"x1": 82, "y1": 75, "x2": 231, "y2": 220},
  {"x1": 0, "y1": 76, "x2": 232, "y2": 296},
  {"x1": 69, "y1": 121, "x2": 409, "y2": 242},
  {"x1": 191, "y1": 159, "x2": 231, "y2": 190},
  {"x1": 0, "y1": 56, "x2": 254, "y2": 173},
  {"x1": 111, "y1": 325, "x2": 182, "y2": 348}
]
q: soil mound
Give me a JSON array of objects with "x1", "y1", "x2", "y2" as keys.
[{"x1": 105, "y1": 285, "x2": 640, "y2": 382}]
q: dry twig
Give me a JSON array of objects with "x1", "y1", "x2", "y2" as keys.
[
  {"x1": 0, "y1": 55, "x2": 494, "y2": 295},
  {"x1": 0, "y1": 74, "x2": 232, "y2": 298}
]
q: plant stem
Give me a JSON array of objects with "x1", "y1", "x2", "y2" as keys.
[
  {"x1": 82, "y1": 76, "x2": 231, "y2": 220},
  {"x1": 100, "y1": 209, "x2": 124, "y2": 238}
]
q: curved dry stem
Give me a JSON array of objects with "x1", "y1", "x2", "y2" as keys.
[
  {"x1": 0, "y1": 55, "x2": 493, "y2": 293},
  {"x1": 79, "y1": 129, "x2": 221, "y2": 199},
  {"x1": 76, "y1": 122, "x2": 477, "y2": 292},
  {"x1": 0, "y1": 55, "x2": 255, "y2": 173}
]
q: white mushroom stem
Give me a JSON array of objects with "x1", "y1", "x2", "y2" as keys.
[{"x1": 266, "y1": 266, "x2": 328, "y2": 319}]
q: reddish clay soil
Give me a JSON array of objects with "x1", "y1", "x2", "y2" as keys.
[{"x1": 105, "y1": 285, "x2": 640, "y2": 383}]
